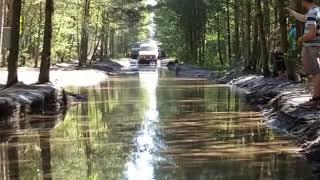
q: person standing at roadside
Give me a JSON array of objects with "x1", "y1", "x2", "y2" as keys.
[
  {"x1": 288, "y1": 24, "x2": 297, "y2": 51},
  {"x1": 286, "y1": 0, "x2": 320, "y2": 107},
  {"x1": 270, "y1": 27, "x2": 287, "y2": 79}
]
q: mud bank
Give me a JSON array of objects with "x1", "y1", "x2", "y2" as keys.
[
  {"x1": 92, "y1": 59, "x2": 139, "y2": 76},
  {"x1": 228, "y1": 75, "x2": 320, "y2": 165},
  {"x1": 0, "y1": 84, "x2": 68, "y2": 127},
  {"x1": 175, "y1": 64, "x2": 221, "y2": 79}
]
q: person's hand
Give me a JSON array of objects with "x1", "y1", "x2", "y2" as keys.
[{"x1": 297, "y1": 37, "x2": 303, "y2": 47}]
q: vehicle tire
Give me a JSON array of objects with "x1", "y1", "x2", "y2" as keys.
[{"x1": 152, "y1": 60, "x2": 157, "y2": 65}]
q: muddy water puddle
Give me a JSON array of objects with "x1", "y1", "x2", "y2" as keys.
[{"x1": 0, "y1": 70, "x2": 315, "y2": 179}]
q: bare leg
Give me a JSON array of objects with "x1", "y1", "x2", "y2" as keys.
[
  {"x1": 313, "y1": 74, "x2": 320, "y2": 97},
  {"x1": 300, "y1": 74, "x2": 320, "y2": 108},
  {"x1": 277, "y1": 70, "x2": 287, "y2": 79},
  {"x1": 277, "y1": 71, "x2": 283, "y2": 79}
]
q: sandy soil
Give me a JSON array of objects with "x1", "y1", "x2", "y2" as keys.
[{"x1": 0, "y1": 63, "x2": 109, "y2": 87}]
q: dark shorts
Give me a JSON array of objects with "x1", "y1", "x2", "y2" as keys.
[
  {"x1": 273, "y1": 52, "x2": 286, "y2": 72},
  {"x1": 302, "y1": 46, "x2": 320, "y2": 75}
]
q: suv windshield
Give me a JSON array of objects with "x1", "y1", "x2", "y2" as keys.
[
  {"x1": 132, "y1": 43, "x2": 142, "y2": 48},
  {"x1": 140, "y1": 46, "x2": 156, "y2": 51}
]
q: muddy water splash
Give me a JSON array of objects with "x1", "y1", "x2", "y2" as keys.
[{"x1": 0, "y1": 69, "x2": 315, "y2": 179}]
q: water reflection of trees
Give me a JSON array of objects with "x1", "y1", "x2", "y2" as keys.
[
  {"x1": 0, "y1": 77, "x2": 313, "y2": 179},
  {"x1": 80, "y1": 88, "x2": 92, "y2": 178},
  {"x1": 0, "y1": 78, "x2": 145, "y2": 179},
  {"x1": 7, "y1": 137, "x2": 19, "y2": 179},
  {"x1": 0, "y1": 110, "x2": 65, "y2": 180},
  {"x1": 155, "y1": 83, "x2": 312, "y2": 180},
  {"x1": 47, "y1": 78, "x2": 147, "y2": 179},
  {"x1": 39, "y1": 131, "x2": 52, "y2": 180}
]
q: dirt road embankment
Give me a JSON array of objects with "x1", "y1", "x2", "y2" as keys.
[
  {"x1": 0, "y1": 84, "x2": 67, "y2": 127},
  {"x1": 0, "y1": 61, "x2": 113, "y2": 127},
  {"x1": 228, "y1": 75, "x2": 320, "y2": 164}
]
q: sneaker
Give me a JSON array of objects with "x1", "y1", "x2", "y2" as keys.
[{"x1": 300, "y1": 96, "x2": 320, "y2": 110}]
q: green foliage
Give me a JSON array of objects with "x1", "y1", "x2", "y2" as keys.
[
  {"x1": 17, "y1": 0, "x2": 150, "y2": 66},
  {"x1": 154, "y1": 0, "x2": 302, "y2": 73},
  {"x1": 154, "y1": 0, "x2": 230, "y2": 68},
  {"x1": 154, "y1": 4, "x2": 183, "y2": 58},
  {"x1": 9, "y1": 0, "x2": 304, "y2": 74}
]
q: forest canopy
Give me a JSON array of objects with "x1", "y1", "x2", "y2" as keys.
[
  {"x1": 1, "y1": 0, "x2": 151, "y2": 68},
  {"x1": 2, "y1": 0, "x2": 320, "y2": 86},
  {"x1": 154, "y1": 0, "x2": 318, "y2": 74}
]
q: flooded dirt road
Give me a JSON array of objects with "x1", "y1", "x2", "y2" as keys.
[{"x1": 0, "y1": 69, "x2": 315, "y2": 179}]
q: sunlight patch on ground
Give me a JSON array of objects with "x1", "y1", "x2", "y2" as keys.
[{"x1": 0, "y1": 68, "x2": 107, "y2": 87}]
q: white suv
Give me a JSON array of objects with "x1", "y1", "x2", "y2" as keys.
[{"x1": 138, "y1": 44, "x2": 159, "y2": 64}]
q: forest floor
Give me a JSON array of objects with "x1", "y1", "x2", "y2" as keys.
[{"x1": 174, "y1": 62, "x2": 320, "y2": 170}]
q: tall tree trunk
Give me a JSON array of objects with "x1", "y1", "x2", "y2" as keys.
[
  {"x1": 240, "y1": 0, "x2": 246, "y2": 57},
  {"x1": 0, "y1": 0, "x2": 4, "y2": 67},
  {"x1": 38, "y1": 0, "x2": 54, "y2": 83},
  {"x1": 100, "y1": 11, "x2": 106, "y2": 59},
  {"x1": 6, "y1": 0, "x2": 22, "y2": 87},
  {"x1": 244, "y1": 0, "x2": 252, "y2": 61},
  {"x1": 20, "y1": 0, "x2": 25, "y2": 66},
  {"x1": 217, "y1": 13, "x2": 223, "y2": 66},
  {"x1": 79, "y1": 0, "x2": 90, "y2": 66},
  {"x1": 109, "y1": 28, "x2": 115, "y2": 57},
  {"x1": 195, "y1": 0, "x2": 204, "y2": 64},
  {"x1": 100, "y1": 34, "x2": 104, "y2": 58},
  {"x1": 278, "y1": 0, "x2": 288, "y2": 52},
  {"x1": 296, "y1": 0, "x2": 304, "y2": 38},
  {"x1": 234, "y1": 0, "x2": 240, "y2": 60},
  {"x1": 34, "y1": 1, "x2": 43, "y2": 68},
  {"x1": 201, "y1": 11, "x2": 206, "y2": 64},
  {"x1": 250, "y1": 13, "x2": 259, "y2": 71},
  {"x1": 255, "y1": 0, "x2": 270, "y2": 76},
  {"x1": 263, "y1": 0, "x2": 271, "y2": 52},
  {"x1": 104, "y1": 30, "x2": 109, "y2": 57},
  {"x1": 226, "y1": 0, "x2": 231, "y2": 63}
]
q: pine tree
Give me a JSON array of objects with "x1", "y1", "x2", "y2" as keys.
[
  {"x1": 38, "y1": 0, "x2": 54, "y2": 83},
  {"x1": 6, "y1": 0, "x2": 22, "y2": 87}
]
